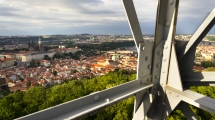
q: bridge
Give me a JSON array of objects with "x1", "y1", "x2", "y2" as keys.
[{"x1": 16, "y1": 0, "x2": 215, "y2": 120}]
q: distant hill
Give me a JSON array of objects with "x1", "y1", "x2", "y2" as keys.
[{"x1": 205, "y1": 36, "x2": 215, "y2": 41}]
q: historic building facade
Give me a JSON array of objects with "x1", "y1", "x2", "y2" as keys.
[{"x1": 28, "y1": 37, "x2": 45, "y2": 52}]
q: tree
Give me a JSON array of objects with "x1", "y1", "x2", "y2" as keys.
[
  {"x1": 44, "y1": 55, "x2": 51, "y2": 60},
  {"x1": 36, "y1": 61, "x2": 40, "y2": 66},
  {"x1": 29, "y1": 59, "x2": 36, "y2": 67},
  {"x1": 52, "y1": 71, "x2": 57, "y2": 76},
  {"x1": 201, "y1": 61, "x2": 214, "y2": 68},
  {"x1": 26, "y1": 82, "x2": 31, "y2": 88},
  {"x1": 14, "y1": 61, "x2": 18, "y2": 66},
  {"x1": 19, "y1": 77, "x2": 24, "y2": 81},
  {"x1": 71, "y1": 69, "x2": 77, "y2": 74}
]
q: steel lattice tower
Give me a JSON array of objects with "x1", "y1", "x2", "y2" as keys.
[{"x1": 16, "y1": 0, "x2": 215, "y2": 120}]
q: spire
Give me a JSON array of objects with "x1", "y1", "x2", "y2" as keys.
[
  {"x1": 28, "y1": 40, "x2": 31, "y2": 48},
  {"x1": 31, "y1": 40, "x2": 34, "y2": 47}
]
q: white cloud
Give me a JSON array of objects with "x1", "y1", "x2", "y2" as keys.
[{"x1": 0, "y1": 0, "x2": 214, "y2": 35}]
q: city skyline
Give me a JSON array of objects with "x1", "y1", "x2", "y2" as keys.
[{"x1": 0, "y1": 0, "x2": 214, "y2": 36}]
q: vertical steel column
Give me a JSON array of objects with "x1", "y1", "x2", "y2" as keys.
[
  {"x1": 133, "y1": 42, "x2": 153, "y2": 120},
  {"x1": 122, "y1": 0, "x2": 144, "y2": 50},
  {"x1": 148, "y1": 0, "x2": 179, "y2": 119},
  {"x1": 122, "y1": 0, "x2": 154, "y2": 119}
]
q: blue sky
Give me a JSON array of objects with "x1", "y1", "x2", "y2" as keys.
[{"x1": 0, "y1": 0, "x2": 214, "y2": 35}]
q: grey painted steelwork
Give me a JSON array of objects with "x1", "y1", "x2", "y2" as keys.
[
  {"x1": 122, "y1": 0, "x2": 144, "y2": 49},
  {"x1": 16, "y1": 78, "x2": 153, "y2": 120},
  {"x1": 16, "y1": 0, "x2": 215, "y2": 120}
]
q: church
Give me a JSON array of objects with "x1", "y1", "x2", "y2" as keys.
[{"x1": 28, "y1": 37, "x2": 45, "y2": 52}]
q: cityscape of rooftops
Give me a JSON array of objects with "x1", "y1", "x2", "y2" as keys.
[{"x1": 0, "y1": 0, "x2": 215, "y2": 120}]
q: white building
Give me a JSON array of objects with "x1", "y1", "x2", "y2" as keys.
[{"x1": 21, "y1": 52, "x2": 56, "y2": 62}]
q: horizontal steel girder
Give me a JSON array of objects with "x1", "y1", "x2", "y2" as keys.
[
  {"x1": 166, "y1": 86, "x2": 215, "y2": 115},
  {"x1": 15, "y1": 78, "x2": 153, "y2": 120}
]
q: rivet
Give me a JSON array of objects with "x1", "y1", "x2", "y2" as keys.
[
  {"x1": 94, "y1": 95, "x2": 99, "y2": 100},
  {"x1": 162, "y1": 70, "x2": 165, "y2": 73},
  {"x1": 166, "y1": 22, "x2": 170, "y2": 27},
  {"x1": 145, "y1": 57, "x2": 148, "y2": 61},
  {"x1": 106, "y1": 99, "x2": 109, "y2": 102},
  {"x1": 161, "y1": 82, "x2": 163, "y2": 86},
  {"x1": 142, "y1": 46, "x2": 145, "y2": 51},
  {"x1": 148, "y1": 64, "x2": 151, "y2": 69},
  {"x1": 170, "y1": 0, "x2": 174, "y2": 5},
  {"x1": 156, "y1": 63, "x2": 161, "y2": 68},
  {"x1": 165, "y1": 45, "x2": 168, "y2": 49},
  {"x1": 140, "y1": 80, "x2": 143, "y2": 84},
  {"x1": 147, "y1": 77, "x2": 151, "y2": 82},
  {"x1": 158, "y1": 91, "x2": 161, "y2": 96},
  {"x1": 163, "y1": 58, "x2": 167, "y2": 62},
  {"x1": 155, "y1": 75, "x2": 160, "y2": 79}
]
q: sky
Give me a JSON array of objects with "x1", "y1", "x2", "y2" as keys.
[{"x1": 0, "y1": 0, "x2": 214, "y2": 36}]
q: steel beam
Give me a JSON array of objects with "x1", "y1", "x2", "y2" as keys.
[
  {"x1": 176, "y1": 101, "x2": 198, "y2": 120},
  {"x1": 166, "y1": 86, "x2": 215, "y2": 115},
  {"x1": 122, "y1": 0, "x2": 144, "y2": 50},
  {"x1": 161, "y1": 93, "x2": 181, "y2": 119},
  {"x1": 16, "y1": 78, "x2": 153, "y2": 120},
  {"x1": 148, "y1": 0, "x2": 179, "y2": 119},
  {"x1": 167, "y1": 44, "x2": 183, "y2": 91},
  {"x1": 179, "y1": 8, "x2": 215, "y2": 60},
  {"x1": 178, "y1": 8, "x2": 215, "y2": 74},
  {"x1": 182, "y1": 72, "x2": 215, "y2": 87},
  {"x1": 133, "y1": 92, "x2": 151, "y2": 120},
  {"x1": 133, "y1": 42, "x2": 154, "y2": 119}
]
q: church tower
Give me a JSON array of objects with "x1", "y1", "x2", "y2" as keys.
[
  {"x1": 38, "y1": 36, "x2": 44, "y2": 52},
  {"x1": 28, "y1": 40, "x2": 35, "y2": 51}
]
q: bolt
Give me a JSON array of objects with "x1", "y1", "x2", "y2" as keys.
[
  {"x1": 166, "y1": 22, "x2": 170, "y2": 27},
  {"x1": 94, "y1": 95, "x2": 99, "y2": 100},
  {"x1": 156, "y1": 63, "x2": 161, "y2": 68},
  {"x1": 142, "y1": 46, "x2": 145, "y2": 51},
  {"x1": 160, "y1": 82, "x2": 163, "y2": 86},
  {"x1": 157, "y1": 51, "x2": 161, "y2": 55},
  {"x1": 147, "y1": 77, "x2": 151, "y2": 82},
  {"x1": 140, "y1": 80, "x2": 143, "y2": 84},
  {"x1": 155, "y1": 75, "x2": 160, "y2": 79},
  {"x1": 148, "y1": 64, "x2": 151, "y2": 69},
  {"x1": 170, "y1": 0, "x2": 174, "y2": 5},
  {"x1": 165, "y1": 45, "x2": 168, "y2": 49},
  {"x1": 145, "y1": 57, "x2": 148, "y2": 61}
]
